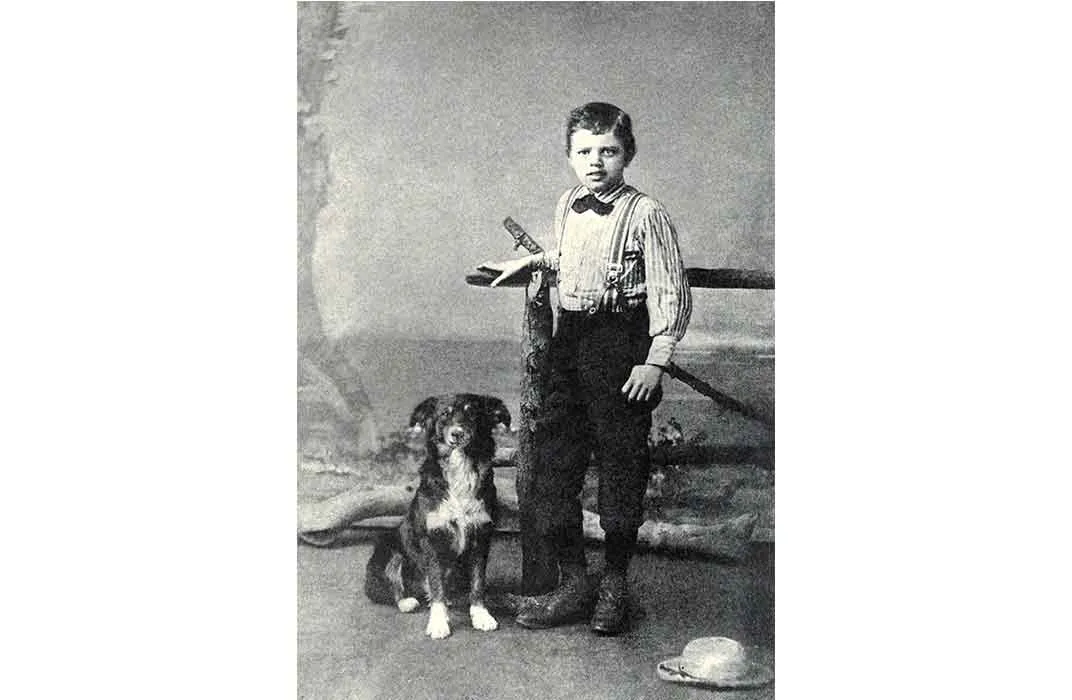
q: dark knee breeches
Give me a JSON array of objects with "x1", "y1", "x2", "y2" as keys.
[{"x1": 527, "y1": 308, "x2": 661, "y2": 570}]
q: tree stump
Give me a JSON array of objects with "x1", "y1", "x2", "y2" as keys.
[{"x1": 515, "y1": 272, "x2": 557, "y2": 594}]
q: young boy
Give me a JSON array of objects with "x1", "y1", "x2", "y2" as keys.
[{"x1": 483, "y1": 102, "x2": 692, "y2": 635}]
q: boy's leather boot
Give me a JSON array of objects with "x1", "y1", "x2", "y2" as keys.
[
  {"x1": 589, "y1": 569, "x2": 629, "y2": 635},
  {"x1": 515, "y1": 562, "x2": 595, "y2": 629},
  {"x1": 591, "y1": 531, "x2": 635, "y2": 635}
]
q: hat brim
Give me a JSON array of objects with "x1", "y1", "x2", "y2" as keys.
[{"x1": 657, "y1": 656, "x2": 774, "y2": 689}]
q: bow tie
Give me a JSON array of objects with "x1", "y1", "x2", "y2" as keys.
[{"x1": 571, "y1": 193, "x2": 615, "y2": 216}]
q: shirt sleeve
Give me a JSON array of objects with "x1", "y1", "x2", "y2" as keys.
[
  {"x1": 636, "y1": 199, "x2": 692, "y2": 367},
  {"x1": 532, "y1": 248, "x2": 559, "y2": 272}
]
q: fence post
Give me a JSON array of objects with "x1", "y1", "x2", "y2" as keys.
[{"x1": 515, "y1": 272, "x2": 558, "y2": 594}]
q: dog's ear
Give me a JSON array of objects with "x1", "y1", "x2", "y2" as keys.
[
  {"x1": 409, "y1": 396, "x2": 439, "y2": 432},
  {"x1": 482, "y1": 396, "x2": 511, "y2": 430}
]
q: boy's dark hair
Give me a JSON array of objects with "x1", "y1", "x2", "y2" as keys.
[{"x1": 566, "y1": 102, "x2": 636, "y2": 164}]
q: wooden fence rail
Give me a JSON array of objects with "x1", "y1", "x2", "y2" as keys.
[{"x1": 467, "y1": 266, "x2": 774, "y2": 290}]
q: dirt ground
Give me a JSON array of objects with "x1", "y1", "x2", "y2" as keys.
[{"x1": 298, "y1": 532, "x2": 774, "y2": 700}]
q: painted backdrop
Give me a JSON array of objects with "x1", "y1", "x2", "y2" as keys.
[{"x1": 313, "y1": 2, "x2": 774, "y2": 347}]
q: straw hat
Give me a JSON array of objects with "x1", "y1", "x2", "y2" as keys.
[{"x1": 657, "y1": 637, "x2": 774, "y2": 689}]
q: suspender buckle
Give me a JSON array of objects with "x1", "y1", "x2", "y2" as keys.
[{"x1": 605, "y1": 262, "x2": 623, "y2": 283}]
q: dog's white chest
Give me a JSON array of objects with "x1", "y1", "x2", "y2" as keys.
[
  {"x1": 425, "y1": 452, "x2": 492, "y2": 552},
  {"x1": 425, "y1": 494, "x2": 491, "y2": 532}
]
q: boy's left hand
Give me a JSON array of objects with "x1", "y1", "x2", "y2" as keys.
[{"x1": 621, "y1": 364, "x2": 663, "y2": 402}]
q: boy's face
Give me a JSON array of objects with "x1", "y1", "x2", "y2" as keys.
[{"x1": 568, "y1": 129, "x2": 629, "y2": 194}]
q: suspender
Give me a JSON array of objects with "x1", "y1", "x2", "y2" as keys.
[
  {"x1": 555, "y1": 185, "x2": 586, "y2": 246},
  {"x1": 600, "y1": 189, "x2": 644, "y2": 312}
]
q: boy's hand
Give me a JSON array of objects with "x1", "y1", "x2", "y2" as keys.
[
  {"x1": 621, "y1": 364, "x2": 663, "y2": 402},
  {"x1": 479, "y1": 258, "x2": 530, "y2": 287}
]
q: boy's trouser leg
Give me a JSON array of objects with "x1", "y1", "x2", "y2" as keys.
[
  {"x1": 587, "y1": 400, "x2": 653, "y2": 636},
  {"x1": 590, "y1": 400, "x2": 653, "y2": 574},
  {"x1": 532, "y1": 411, "x2": 589, "y2": 570}
]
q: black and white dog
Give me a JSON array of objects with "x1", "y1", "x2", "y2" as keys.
[{"x1": 364, "y1": 394, "x2": 510, "y2": 639}]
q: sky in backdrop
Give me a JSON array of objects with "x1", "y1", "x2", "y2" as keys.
[{"x1": 311, "y1": 2, "x2": 774, "y2": 346}]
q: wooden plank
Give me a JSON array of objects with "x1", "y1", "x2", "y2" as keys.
[
  {"x1": 685, "y1": 268, "x2": 774, "y2": 289},
  {"x1": 665, "y1": 363, "x2": 775, "y2": 429}
]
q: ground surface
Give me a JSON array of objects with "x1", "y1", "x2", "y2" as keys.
[{"x1": 298, "y1": 533, "x2": 774, "y2": 700}]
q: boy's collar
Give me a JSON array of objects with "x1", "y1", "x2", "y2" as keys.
[{"x1": 583, "y1": 181, "x2": 630, "y2": 203}]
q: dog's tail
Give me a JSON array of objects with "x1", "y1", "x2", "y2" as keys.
[{"x1": 364, "y1": 530, "x2": 406, "y2": 605}]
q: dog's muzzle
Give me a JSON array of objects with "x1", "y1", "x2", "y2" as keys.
[{"x1": 445, "y1": 426, "x2": 471, "y2": 446}]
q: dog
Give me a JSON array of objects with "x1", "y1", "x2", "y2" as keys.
[{"x1": 364, "y1": 394, "x2": 510, "y2": 639}]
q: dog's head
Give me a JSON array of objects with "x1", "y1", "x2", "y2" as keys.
[{"x1": 409, "y1": 394, "x2": 511, "y2": 454}]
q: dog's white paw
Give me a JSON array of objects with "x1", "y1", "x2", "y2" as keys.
[
  {"x1": 469, "y1": 604, "x2": 498, "y2": 632},
  {"x1": 396, "y1": 597, "x2": 420, "y2": 613},
  {"x1": 425, "y1": 602, "x2": 451, "y2": 639}
]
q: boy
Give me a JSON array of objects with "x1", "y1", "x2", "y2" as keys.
[{"x1": 484, "y1": 102, "x2": 691, "y2": 635}]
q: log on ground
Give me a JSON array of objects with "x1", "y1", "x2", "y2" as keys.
[{"x1": 297, "y1": 481, "x2": 758, "y2": 560}]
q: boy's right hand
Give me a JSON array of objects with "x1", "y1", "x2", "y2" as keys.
[{"x1": 479, "y1": 258, "x2": 531, "y2": 287}]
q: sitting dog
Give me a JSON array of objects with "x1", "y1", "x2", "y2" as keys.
[{"x1": 364, "y1": 394, "x2": 510, "y2": 639}]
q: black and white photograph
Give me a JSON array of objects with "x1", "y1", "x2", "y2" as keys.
[
  {"x1": 297, "y1": 3, "x2": 775, "y2": 698},
  {"x1": 6, "y1": 2, "x2": 1069, "y2": 699}
]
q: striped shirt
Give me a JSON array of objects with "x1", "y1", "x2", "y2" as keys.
[{"x1": 535, "y1": 182, "x2": 692, "y2": 367}]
